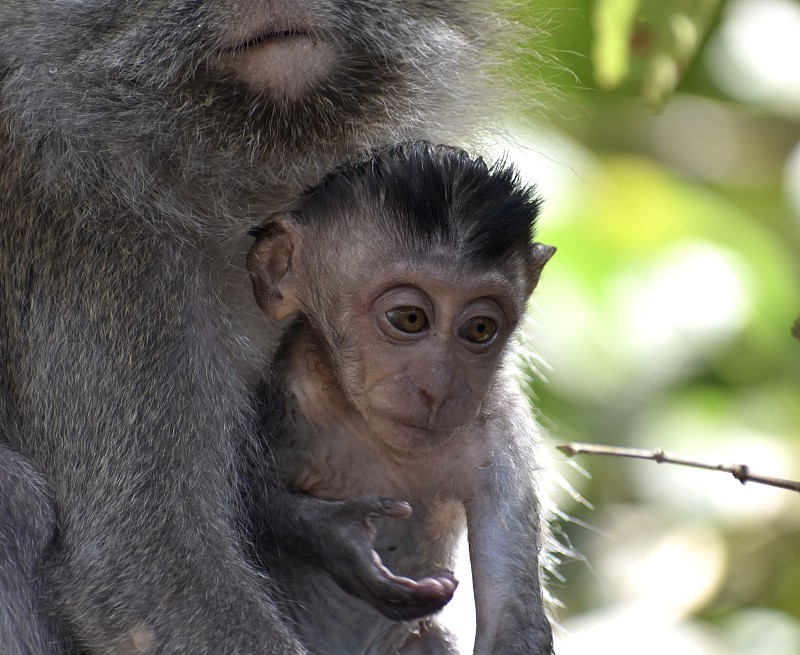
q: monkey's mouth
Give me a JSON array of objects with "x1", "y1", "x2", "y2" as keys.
[
  {"x1": 219, "y1": 31, "x2": 338, "y2": 98},
  {"x1": 228, "y1": 30, "x2": 311, "y2": 54},
  {"x1": 372, "y1": 418, "x2": 459, "y2": 458}
]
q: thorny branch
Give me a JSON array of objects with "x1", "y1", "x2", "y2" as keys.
[{"x1": 557, "y1": 442, "x2": 800, "y2": 494}]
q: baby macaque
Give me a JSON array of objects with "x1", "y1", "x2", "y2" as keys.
[{"x1": 247, "y1": 141, "x2": 555, "y2": 655}]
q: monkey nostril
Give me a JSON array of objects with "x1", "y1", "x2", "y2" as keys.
[
  {"x1": 418, "y1": 390, "x2": 446, "y2": 428},
  {"x1": 419, "y1": 390, "x2": 434, "y2": 408}
]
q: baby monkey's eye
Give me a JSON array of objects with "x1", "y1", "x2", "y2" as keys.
[
  {"x1": 386, "y1": 306, "x2": 429, "y2": 333},
  {"x1": 459, "y1": 316, "x2": 497, "y2": 344}
]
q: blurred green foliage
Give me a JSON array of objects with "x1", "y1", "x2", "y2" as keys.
[{"x1": 502, "y1": 0, "x2": 800, "y2": 652}]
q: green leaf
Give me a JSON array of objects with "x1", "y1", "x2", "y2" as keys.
[{"x1": 592, "y1": 0, "x2": 641, "y2": 89}]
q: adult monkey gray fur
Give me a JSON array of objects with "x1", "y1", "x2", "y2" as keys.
[
  {"x1": 247, "y1": 142, "x2": 555, "y2": 655},
  {"x1": 0, "y1": 1, "x2": 507, "y2": 653}
]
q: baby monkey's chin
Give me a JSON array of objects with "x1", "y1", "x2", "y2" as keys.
[
  {"x1": 366, "y1": 416, "x2": 462, "y2": 463},
  {"x1": 220, "y1": 35, "x2": 338, "y2": 99}
]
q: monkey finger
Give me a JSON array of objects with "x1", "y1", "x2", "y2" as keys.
[
  {"x1": 337, "y1": 495, "x2": 412, "y2": 522},
  {"x1": 358, "y1": 564, "x2": 458, "y2": 621},
  {"x1": 370, "y1": 497, "x2": 413, "y2": 521},
  {"x1": 382, "y1": 567, "x2": 457, "y2": 598}
]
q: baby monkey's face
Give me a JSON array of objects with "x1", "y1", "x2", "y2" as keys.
[{"x1": 338, "y1": 262, "x2": 522, "y2": 456}]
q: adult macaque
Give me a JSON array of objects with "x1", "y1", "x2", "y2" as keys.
[
  {"x1": 0, "y1": 444, "x2": 58, "y2": 655},
  {"x1": 0, "y1": 1, "x2": 503, "y2": 652},
  {"x1": 247, "y1": 142, "x2": 555, "y2": 655}
]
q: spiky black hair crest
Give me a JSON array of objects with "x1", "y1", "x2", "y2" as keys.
[{"x1": 301, "y1": 141, "x2": 542, "y2": 268}]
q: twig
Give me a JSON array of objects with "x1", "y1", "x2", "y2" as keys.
[{"x1": 557, "y1": 442, "x2": 800, "y2": 494}]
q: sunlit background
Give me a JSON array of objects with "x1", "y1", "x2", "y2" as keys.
[{"x1": 475, "y1": 0, "x2": 800, "y2": 652}]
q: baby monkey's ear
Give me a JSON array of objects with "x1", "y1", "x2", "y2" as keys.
[
  {"x1": 247, "y1": 213, "x2": 302, "y2": 321},
  {"x1": 527, "y1": 243, "x2": 556, "y2": 294}
]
